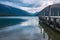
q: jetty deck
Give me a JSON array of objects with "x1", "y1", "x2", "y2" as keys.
[{"x1": 39, "y1": 4, "x2": 60, "y2": 32}]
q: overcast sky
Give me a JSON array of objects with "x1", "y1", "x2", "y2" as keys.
[{"x1": 0, "y1": 0, "x2": 60, "y2": 13}]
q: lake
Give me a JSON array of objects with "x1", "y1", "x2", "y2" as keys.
[{"x1": 0, "y1": 16, "x2": 48, "y2": 40}]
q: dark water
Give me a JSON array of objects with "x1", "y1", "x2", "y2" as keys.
[
  {"x1": 0, "y1": 17, "x2": 59, "y2": 40},
  {"x1": 40, "y1": 23, "x2": 60, "y2": 40},
  {"x1": 0, "y1": 18, "x2": 26, "y2": 28}
]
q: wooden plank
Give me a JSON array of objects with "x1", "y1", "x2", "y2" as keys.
[{"x1": 42, "y1": 16, "x2": 60, "y2": 19}]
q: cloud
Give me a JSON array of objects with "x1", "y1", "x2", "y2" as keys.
[
  {"x1": 0, "y1": 0, "x2": 60, "y2": 13},
  {"x1": 0, "y1": 0, "x2": 42, "y2": 7},
  {"x1": 0, "y1": 1, "x2": 16, "y2": 6},
  {"x1": 0, "y1": 1, "x2": 53, "y2": 13},
  {"x1": 20, "y1": 0, "x2": 40, "y2": 5},
  {"x1": 53, "y1": 0, "x2": 60, "y2": 4},
  {"x1": 0, "y1": 1, "x2": 42, "y2": 13}
]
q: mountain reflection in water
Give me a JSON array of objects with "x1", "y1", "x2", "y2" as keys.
[
  {"x1": 0, "y1": 17, "x2": 48, "y2": 40},
  {"x1": 0, "y1": 18, "x2": 26, "y2": 28}
]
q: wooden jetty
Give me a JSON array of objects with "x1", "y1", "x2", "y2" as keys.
[{"x1": 39, "y1": 4, "x2": 60, "y2": 32}]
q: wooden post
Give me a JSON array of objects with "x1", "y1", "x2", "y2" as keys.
[
  {"x1": 48, "y1": 17, "x2": 51, "y2": 25},
  {"x1": 48, "y1": 6, "x2": 51, "y2": 25},
  {"x1": 53, "y1": 18, "x2": 57, "y2": 29}
]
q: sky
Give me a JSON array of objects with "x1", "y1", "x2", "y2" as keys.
[{"x1": 0, "y1": 0, "x2": 60, "y2": 13}]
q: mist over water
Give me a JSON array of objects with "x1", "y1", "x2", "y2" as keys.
[{"x1": 0, "y1": 17, "x2": 48, "y2": 40}]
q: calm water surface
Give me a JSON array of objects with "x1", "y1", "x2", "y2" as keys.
[
  {"x1": 40, "y1": 21, "x2": 60, "y2": 40},
  {"x1": 0, "y1": 16, "x2": 59, "y2": 40}
]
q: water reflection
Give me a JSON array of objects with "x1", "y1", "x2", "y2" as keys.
[
  {"x1": 0, "y1": 17, "x2": 48, "y2": 40},
  {"x1": 0, "y1": 18, "x2": 26, "y2": 29},
  {"x1": 40, "y1": 23, "x2": 60, "y2": 40}
]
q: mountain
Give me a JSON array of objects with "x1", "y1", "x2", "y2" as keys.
[
  {"x1": 0, "y1": 4, "x2": 34, "y2": 16},
  {"x1": 33, "y1": 12, "x2": 39, "y2": 16}
]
